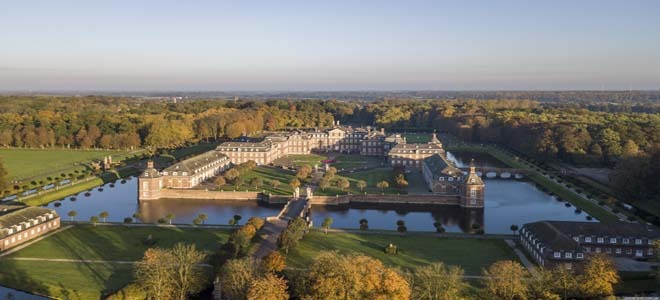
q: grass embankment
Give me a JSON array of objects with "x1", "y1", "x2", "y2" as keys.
[
  {"x1": 0, "y1": 225, "x2": 230, "y2": 299},
  {"x1": 0, "y1": 148, "x2": 136, "y2": 181},
  {"x1": 285, "y1": 230, "x2": 518, "y2": 275},
  {"x1": 446, "y1": 144, "x2": 618, "y2": 223},
  {"x1": 332, "y1": 154, "x2": 384, "y2": 170}
]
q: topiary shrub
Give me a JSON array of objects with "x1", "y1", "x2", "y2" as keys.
[{"x1": 384, "y1": 243, "x2": 398, "y2": 255}]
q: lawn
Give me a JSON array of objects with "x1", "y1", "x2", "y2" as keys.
[
  {"x1": 332, "y1": 154, "x2": 385, "y2": 170},
  {"x1": 215, "y1": 166, "x2": 297, "y2": 195},
  {"x1": 285, "y1": 231, "x2": 519, "y2": 275},
  {"x1": 403, "y1": 133, "x2": 431, "y2": 143},
  {"x1": 316, "y1": 168, "x2": 403, "y2": 195},
  {"x1": 0, "y1": 225, "x2": 230, "y2": 299},
  {"x1": 272, "y1": 154, "x2": 328, "y2": 168},
  {"x1": 6, "y1": 225, "x2": 230, "y2": 261},
  {"x1": 0, "y1": 148, "x2": 138, "y2": 181}
]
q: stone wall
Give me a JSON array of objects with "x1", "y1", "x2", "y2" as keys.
[
  {"x1": 152, "y1": 189, "x2": 291, "y2": 204},
  {"x1": 310, "y1": 194, "x2": 461, "y2": 206}
]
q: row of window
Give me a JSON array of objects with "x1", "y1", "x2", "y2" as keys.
[
  {"x1": 3, "y1": 221, "x2": 57, "y2": 247},
  {"x1": 4, "y1": 213, "x2": 56, "y2": 235},
  {"x1": 553, "y1": 251, "x2": 585, "y2": 259},
  {"x1": 573, "y1": 236, "x2": 651, "y2": 245}
]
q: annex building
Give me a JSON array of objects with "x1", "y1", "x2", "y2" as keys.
[
  {"x1": 0, "y1": 205, "x2": 60, "y2": 252},
  {"x1": 520, "y1": 221, "x2": 660, "y2": 270}
]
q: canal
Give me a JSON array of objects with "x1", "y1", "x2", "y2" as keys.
[{"x1": 41, "y1": 151, "x2": 595, "y2": 234}]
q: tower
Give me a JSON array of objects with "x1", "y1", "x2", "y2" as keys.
[
  {"x1": 429, "y1": 130, "x2": 441, "y2": 145},
  {"x1": 460, "y1": 159, "x2": 484, "y2": 208},
  {"x1": 138, "y1": 160, "x2": 163, "y2": 201}
]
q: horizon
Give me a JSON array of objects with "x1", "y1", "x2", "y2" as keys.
[{"x1": 2, "y1": 0, "x2": 660, "y2": 91}]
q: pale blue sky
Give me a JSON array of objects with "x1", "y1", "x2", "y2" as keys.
[{"x1": 1, "y1": 0, "x2": 659, "y2": 91}]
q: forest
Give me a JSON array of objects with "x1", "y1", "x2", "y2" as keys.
[{"x1": 0, "y1": 95, "x2": 658, "y2": 204}]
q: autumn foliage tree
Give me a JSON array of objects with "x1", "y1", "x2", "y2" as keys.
[
  {"x1": 578, "y1": 254, "x2": 619, "y2": 298},
  {"x1": 481, "y1": 260, "x2": 529, "y2": 300},
  {"x1": 261, "y1": 251, "x2": 286, "y2": 273}
]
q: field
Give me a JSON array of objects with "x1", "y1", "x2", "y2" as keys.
[
  {"x1": 285, "y1": 230, "x2": 519, "y2": 275},
  {"x1": 272, "y1": 154, "x2": 328, "y2": 168},
  {"x1": 0, "y1": 148, "x2": 138, "y2": 181},
  {"x1": 332, "y1": 154, "x2": 385, "y2": 170},
  {"x1": 316, "y1": 168, "x2": 403, "y2": 195},
  {"x1": 403, "y1": 133, "x2": 431, "y2": 143},
  {"x1": 215, "y1": 166, "x2": 297, "y2": 195},
  {"x1": 0, "y1": 225, "x2": 230, "y2": 299}
]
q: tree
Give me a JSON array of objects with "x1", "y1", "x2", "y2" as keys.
[
  {"x1": 289, "y1": 178, "x2": 301, "y2": 190},
  {"x1": 262, "y1": 251, "x2": 286, "y2": 273},
  {"x1": 214, "y1": 176, "x2": 226, "y2": 186},
  {"x1": 246, "y1": 217, "x2": 265, "y2": 230},
  {"x1": 377, "y1": 180, "x2": 389, "y2": 192},
  {"x1": 220, "y1": 258, "x2": 258, "y2": 300},
  {"x1": 510, "y1": 224, "x2": 519, "y2": 235},
  {"x1": 132, "y1": 212, "x2": 142, "y2": 223},
  {"x1": 67, "y1": 210, "x2": 77, "y2": 222},
  {"x1": 357, "y1": 180, "x2": 367, "y2": 192},
  {"x1": 0, "y1": 158, "x2": 9, "y2": 193},
  {"x1": 325, "y1": 166, "x2": 338, "y2": 178},
  {"x1": 197, "y1": 213, "x2": 208, "y2": 225},
  {"x1": 170, "y1": 243, "x2": 208, "y2": 300},
  {"x1": 247, "y1": 273, "x2": 289, "y2": 300},
  {"x1": 228, "y1": 225, "x2": 256, "y2": 258},
  {"x1": 270, "y1": 179, "x2": 281, "y2": 189},
  {"x1": 396, "y1": 220, "x2": 407, "y2": 234},
  {"x1": 90, "y1": 216, "x2": 99, "y2": 226},
  {"x1": 622, "y1": 139, "x2": 640, "y2": 157},
  {"x1": 407, "y1": 262, "x2": 469, "y2": 300},
  {"x1": 224, "y1": 168, "x2": 240, "y2": 181},
  {"x1": 527, "y1": 268, "x2": 562, "y2": 300},
  {"x1": 233, "y1": 214, "x2": 243, "y2": 225},
  {"x1": 135, "y1": 248, "x2": 175, "y2": 300},
  {"x1": 359, "y1": 218, "x2": 368, "y2": 230},
  {"x1": 321, "y1": 217, "x2": 333, "y2": 234},
  {"x1": 296, "y1": 165, "x2": 312, "y2": 180},
  {"x1": 165, "y1": 213, "x2": 175, "y2": 225},
  {"x1": 336, "y1": 178, "x2": 350, "y2": 191},
  {"x1": 482, "y1": 260, "x2": 528, "y2": 300},
  {"x1": 99, "y1": 211, "x2": 109, "y2": 223},
  {"x1": 319, "y1": 177, "x2": 330, "y2": 191},
  {"x1": 579, "y1": 254, "x2": 619, "y2": 298},
  {"x1": 278, "y1": 217, "x2": 307, "y2": 254},
  {"x1": 250, "y1": 177, "x2": 263, "y2": 189},
  {"x1": 123, "y1": 217, "x2": 133, "y2": 224},
  {"x1": 303, "y1": 252, "x2": 410, "y2": 300}
]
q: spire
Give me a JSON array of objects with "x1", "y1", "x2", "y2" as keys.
[
  {"x1": 469, "y1": 159, "x2": 476, "y2": 174},
  {"x1": 430, "y1": 130, "x2": 441, "y2": 144},
  {"x1": 147, "y1": 160, "x2": 155, "y2": 169}
]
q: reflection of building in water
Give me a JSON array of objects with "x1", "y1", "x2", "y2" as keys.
[{"x1": 458, "y1": 208, "x2": 485, "y2": 233}]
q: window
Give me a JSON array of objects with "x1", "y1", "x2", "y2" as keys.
[
  {"x1": 470, "y1": 189, "x2": 477, "y2": 198},
  {"x1": 635, "y1": 239, "x2": 642, "y2": 245},
  {"x1": 576, "y1": 253, "x2": 584, "y2": 259},
  {"x1": 635, "y1": 250, "x2": 643, "y2": 257},
  {"x1": 616, "y1": 248, "x2": 622, "y2": 254},
  {"x1": 573, "y1": 236, "x2": 579, "y2": 242},
  {"x1": 597, "y1": 237, "x2": 604, "y2": 243},
  {"x1": 595, "y1": 247, "x2": 601, "y2": 253},
  {"x1": 610, "y1": 238, "x2": 617, "y2": 244},
  {"x1": 623, "y1": 238, "x2": 629, "y2": 244},
  {"x1": 565, "y1": 252, "x2": 572, "y2": 259},
  {"x1": 553, "y1": 252, "x2": 561, "y2": 258},
  {"x1": 585, "y1": 247, "x2": 591, "y2": 253},
  {"x1": 585, "y1": 237, "x2": 592, "y2": 243},
  {"x1": 648, "y1": 249, "x2": 653, "y2": 255}
]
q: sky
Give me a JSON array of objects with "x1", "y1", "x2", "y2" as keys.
[{"x1": 1, "y1": 0, "x2": 659, "y2": 91}]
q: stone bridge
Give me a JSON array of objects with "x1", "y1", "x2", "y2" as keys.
[{"x1": 459, "y1": 167, "x2": 528, "y2": 179}]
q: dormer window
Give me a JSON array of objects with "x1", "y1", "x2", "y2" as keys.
[
  {"x1": 182, "y1": 172, "x2": 188, "y2": 176},
  {"x1": 439, "y1": 177, "x2": 445, "y2": 181},
  {"x1": 623, "y1": 238, "x2": 629, "y2": 244},
  {"x1": 553, "y1": 252, "x2": 561, "y2": 258},
  {"x1": 635, "y1": 239, "x2": 642, "y2": 245},
  {"x1": 597, "y1": 237, "x2": 604, "y2": 243},
  {"x1": 173, "y1": 172, "x2": 178, "y2": 176},
  {"x1": 610, "y1": 238, "x2": 617, "y2": 244},
  {"x1": 565, "y1": 252, "x2": 572, "y2": 259},
  {"x1": 585, "y1": 237, "x2": 592, "y2": 243}
]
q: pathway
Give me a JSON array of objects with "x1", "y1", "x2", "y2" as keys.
[
  {"x1": 505, "y1": 239, "x2": 539, "y2": 278},
  {"x1": 1, "y1": 257, "x2": 212, "y2": 267},
  {"x1": 0, "y1": 225, "x2": 72, "y2": 257},
  {"x1": 252, "y1": 218, "x2": 288, "y2": 259}
]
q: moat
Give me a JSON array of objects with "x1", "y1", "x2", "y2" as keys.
[{"x1": 42, "y1": 152, "x2": 595, "y2": 234}]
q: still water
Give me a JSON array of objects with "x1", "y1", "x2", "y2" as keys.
[
  {"x1": 42, "y1": 152, "x2": 595, "y2": 234},
  {"x1": 0, "y1": 286, "x2": 49, "y2": 300}
]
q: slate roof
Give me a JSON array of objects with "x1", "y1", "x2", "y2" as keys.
[
  {"x1": 0, "y1": 206, "x2": 58, "y2": 236},
  {"x1": 164, "y1": 150, "x2": 228, "y2": 174},
  {"x1": 524, "y1": 221, "x2": 583, "y2": 252},
  {"x1": 423, "y1": 154, "x2": 462, "y2": 177}
]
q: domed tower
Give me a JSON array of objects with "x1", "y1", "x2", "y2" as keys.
[
  {"x1": 460, "y1": 159, "x2": 485, "y2": 208},
  {"x1": 138, "y1": 160, "x2": 163, "y2": 201}
]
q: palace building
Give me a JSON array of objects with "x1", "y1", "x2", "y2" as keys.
[
  {"x1": 138, "y1": 126, "x2": 485, "y2": 207},
  {"x1": 520, "y1": 221, "x2": 660, "y2": 270},
  {"x1": 0, "y1": 205, "x2": 60, "y2": 252}
]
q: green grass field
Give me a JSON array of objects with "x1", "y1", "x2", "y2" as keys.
[
  {"x1": 272, "y1": 154, "x2": 328, "y2": 168},
  {"x1": 403, "y1": 133, "x2": 431, "y2": 143},
  {"x1": 0, "y1": 148, "x2": 136, "y2": 181},
  {"x1": 0, "y1": 225, "x2": 230, "y2": 299},
  {"x1": 316, "y1": 168, "x2": 403, "y2": 195},
  {"x1": 285, "y1": 231, "x2": 519, "y2": 275},
  {"x1": 217, "y1": 166, "x2": 297, "y2": 195},
  {"x1": 332, "y1": 154, "x2": 385, "y2": 170}
]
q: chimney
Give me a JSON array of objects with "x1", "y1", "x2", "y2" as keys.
[
  {"x1": 380, "y1": 128, "x2": 385, "y2": 134},
  {"x1": 147, "y1": 160, "x2": 154, "y2": 169}
]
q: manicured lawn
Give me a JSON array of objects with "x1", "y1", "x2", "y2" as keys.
[
  {"x1": 0, "y1": 225, "x2": 229, "y2": 299},
  {"x1": 332, "y1": 154, "x2": 385, "y2": 170},
  {"x1": 0, "y1": 148, "x2": 137, "y2": 181},
  {"x1": 316, "y1": 168, "x2": 403, "y2": 195},
  {"x1": 7, "y1": 225, "x2": 230, "y2": 261},
  {"x1": 0, "y1": 260, "x2": 134, "y2": 300},
  {"x1": 403, "y1": 133, "x2": 430, "y2": 143},
  {"x1": 285, "y1": 231, "x2": 519, "y2": 275},
  {"x1": 216, "y1": 166, "x2": 297, "y2": 195},
  {"x1": 272, "y1": 154, "x2": 328, "y2": 167}
]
